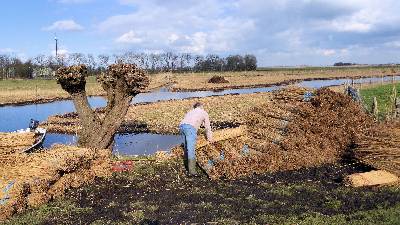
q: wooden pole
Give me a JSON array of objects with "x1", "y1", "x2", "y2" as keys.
[
  {"x1": 372, "y1": 97, "x2": 379, "y2": 119},
  {"x1": 391, "y1": 85, "x2": 398, "y2": 117},
  {"x1": 344, "y1": 82, "x2": 348, "y2": 94}
]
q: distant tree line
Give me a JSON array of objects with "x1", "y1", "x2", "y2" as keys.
[
  {"x1": 0, "y1": 52, "x2": 257, "y2": 79},
  {"x1": 333, "y1": 62, "x2": 357, "y2": 66}
]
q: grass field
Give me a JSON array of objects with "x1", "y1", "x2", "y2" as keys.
[
  {"x1": 4, "y1": 160, "x2": 400, "y2": 224},
  {"x1": 0, "y1": 75, "x2": 170, "y2": 106},
  {"x1": 360, "y1": 82, "x2": 400, "y2": 119},
  {"x1": 0, "y1": 77, "x2": 104, "y2": 106},
  {"x1": 169, "y1": 67, "x2": 399, "y2": 91}
]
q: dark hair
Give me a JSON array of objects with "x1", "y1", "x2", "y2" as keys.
[{"x1": 193, "y1": 102, "x2": 202, "y2": 108}]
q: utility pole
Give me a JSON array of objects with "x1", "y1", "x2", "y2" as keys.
[{"x1": 54, "y1": 34, "x2": 58, "y2": 58}]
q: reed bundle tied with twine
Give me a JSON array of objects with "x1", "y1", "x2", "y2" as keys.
[
  {"x1": 175, "y1": 88, "x2": 374, "y2": 180},
  {"x1": 355, "y1": 121, "x2": 400, "y2": 176},
  {"x1": 0, "y1": 145, "x2": 111, "y2": 221}
]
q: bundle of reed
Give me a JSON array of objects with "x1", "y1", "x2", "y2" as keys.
[
  {"x1": 344, "y1": 170, "x2": 399, "y2": 187},
  {"x1": 169, "y1": 126, "x2": 245, "y2": 162},
  {"x1": 0, "y1": 145, "x2": 111, "y2": 221},
  {"x1": 40, "y1": 113, "x2": 81, "y2": 134},
  {"x1": 208, "y1": 75, "x2": 229, "y2": 84},
  {"x1": 273, "y1": 87, "x2": 311, "y2": 103},
  {"x1": 0, "y1": 132, "x2": 36, "y2": 155},
  {"x1": 355, "y1": 121, "x2": 400, "y2": 176},
  {"x1": 188, "y1": 88, "x2": 374, "y2": 180}
]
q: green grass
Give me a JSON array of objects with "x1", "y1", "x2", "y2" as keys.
[
  {"x1": 255, "y1": 204, "x2": 400, "y2": 225},
  {"x1": 8, "y1": 201, "x2": 399, "y2": 225},
  {"x1": 360, "y1": 83, "x2": 400, "y2": 119},
  {"x1": 0, "y1": 76, "x2": 98, "y2": 92},
  {"x1": 0, "y1": 76, "x2": 103, "y2": 105},
  {"x1": 2, "y1": 200, "x2": 93, "y2": 225}
]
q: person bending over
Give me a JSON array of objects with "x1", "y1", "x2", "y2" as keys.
[{"x1": 179, "y1": 102, "x2": 213, "y2": 176}]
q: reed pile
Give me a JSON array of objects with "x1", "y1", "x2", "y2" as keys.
[
  {"x1": 0, "y1": 132, "x2": 36, "y2": 155},
  {"x1": 355, "y1": 121, "x2": 400, "y2": 176},
  {"x1": 0, "y1": 145, "x2": 111, "y2": 221},
  {"x1": 184, "y1": 88, "x2": 374, "y2": 180},
  {"x1": 345, "y1": 170, "x2": 399, "y2": 187},
  {"x1": 208, "y1": 75, "x2": 229, "y2": 84}
]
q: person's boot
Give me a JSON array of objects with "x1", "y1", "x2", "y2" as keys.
[{"x1": 188, "y1": 159, "x2": 198, "y2": 176}]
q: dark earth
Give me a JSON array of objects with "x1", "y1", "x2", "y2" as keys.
[{"x1": 14, "y1": 158, "x2": 399, "y2": 225}]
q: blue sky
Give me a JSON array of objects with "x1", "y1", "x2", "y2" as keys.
[{"x1": 1, "y1": 0, "x2": 400, "y2": 66}]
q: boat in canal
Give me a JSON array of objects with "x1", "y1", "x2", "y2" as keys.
[{"x1": 13, "y1": 119, "x2": 47, "y2": 153}]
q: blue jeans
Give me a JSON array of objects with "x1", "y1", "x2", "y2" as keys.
[{"x1": 179, "y1": 124, "x2": 197, "y2": 160}]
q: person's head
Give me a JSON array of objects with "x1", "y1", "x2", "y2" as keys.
[{"x1": 193, "y1": 102, "x2": 203, "y2": 109}]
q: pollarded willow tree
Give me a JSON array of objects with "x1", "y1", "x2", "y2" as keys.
[{"x1": 56, "y1": 64, "x2": 149, "y2": 149}]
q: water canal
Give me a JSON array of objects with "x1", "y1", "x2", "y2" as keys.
[{"x1": 1, "y1": 75, "x2": 399, "y2": 155}]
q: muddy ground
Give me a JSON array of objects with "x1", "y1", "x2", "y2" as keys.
[{"x1": 6, "y1": 159, "x2": 400, "y2": 225}]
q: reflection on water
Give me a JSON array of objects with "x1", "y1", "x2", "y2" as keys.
[
  {"x1": 0, "y1": 97, "x2": 106, "y2": 132},
  {"x1": 297, "y1": 75, "x2": 400, "y2": 89},
  {"x1": 43, "y1": 133, "x2": 183, "y2": 156}
]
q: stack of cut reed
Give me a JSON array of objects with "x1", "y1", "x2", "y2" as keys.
[
  {"x1": 355, "y1": 121, "x2": 400, "y2": 176},
  {"x1": 41, "y1": 114, "x2": 81, "y2": 134},
  {"x1": 273, "y1": 87, "x2": 310, "y2": 103},
  {"x1": 170, "y1": 126, "x2": 245, "y2": 160},
  {"x1": 0, "y1": 132, "x2": 36, "y2": 155},
  {"x1": 0, "y1": 145, "x2": 111, "y2": 221},
  {"x1": 197, "y1": 88, "x2": 374, "y2": 180}
]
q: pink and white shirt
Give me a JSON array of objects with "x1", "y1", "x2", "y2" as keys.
[{"x1": 180, "y1": 107, "x2": 213, "y2": 141}]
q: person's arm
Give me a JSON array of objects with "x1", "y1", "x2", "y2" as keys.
[{"x1": 203, "y1": 112, "x2": 213, "y2": 142}]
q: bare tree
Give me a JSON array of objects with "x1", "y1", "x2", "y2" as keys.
[
  {"x1": 68, "y1": 53, "x2": 87, "y2": 65},
  {"x1": 97, "y1": 54, "x2": 110, "y2": 72},
  {"x1": 56, "y1": 64, "x2": 149, "y2": 150},
  {"x1": 86, "y1": 54, "x2": 97, "y2": 74}
]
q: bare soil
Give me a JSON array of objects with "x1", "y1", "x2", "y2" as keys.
[{"x1": 25, "y1": 159, "x2": 400, "y2": 224}]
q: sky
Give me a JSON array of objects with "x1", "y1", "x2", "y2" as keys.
[{"x1": 1, "y1": 0, "x2": 400, "y2": 66}]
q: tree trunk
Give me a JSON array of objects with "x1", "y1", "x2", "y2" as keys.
[
  {"x1": 71, "y1": 85, "x2": 133, "y2": 150},
  {"x1": 71, "y1": 91, "x2": 101, "y2": 147},
  {"x1": 85, "y1": 95, "x2": 132, "y2": 150},
  {"x1": 57, "y1": 64, "x2": 149, "y2": 151}
]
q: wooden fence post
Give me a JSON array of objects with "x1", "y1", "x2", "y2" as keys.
[
  {"x1": 390, "y1": 85, "x2": 397, "y2": 118},
  {"x1": 343, "y1": 82, "x2": 349, "y2": 95},
  {"x1": 372, "y1": 97, "x2": 379, "y2": 119}
]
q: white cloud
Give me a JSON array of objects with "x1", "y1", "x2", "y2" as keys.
[
  {"x1": 43, "y1": 20, "x2": 84, "y2": 31},
  {"x1": 115, "y1": 31, "x2": 143, "y2": 44},
  {"x1": 179, "y1": 32, "x2": 208, "y2": 54},
  {"x1": 385, "y1": 41, "x2": 400, "y2": 48},
  {"x1": 330, "y1": 21, "x2": 372, "y2": 33},
  {"x1": 317, "y1": 49, "x2": 336, "y2": 56},
  {"x1": 97, "y1": 0, "x2": 255, "y2": 54},
  {"x1": 168, "y1": 33, "x2": 179, "y2": 44},
  {"x1": 91, "y1": 0, "x2": 400, "y2": 65}
]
